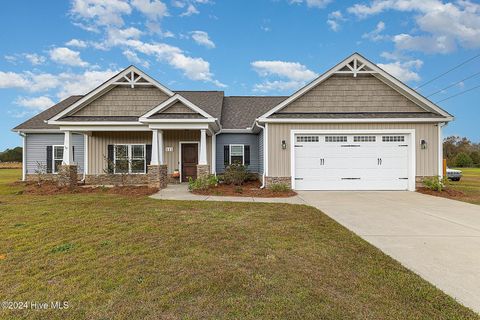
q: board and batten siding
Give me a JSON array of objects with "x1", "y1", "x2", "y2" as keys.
[
  {"x1": 25, "y1": 133, "x2": 85, "y2": 174},
  {"x1": 277, "y1": 74, "x2": 427, "y2": 114},
  {"x1": 258, "y1": 130, "x2": 264, "y2": 175},
  {"x1": 267, "y1": 123, "x2": 439, "y2": 178},
  {"x1": 88, "y1": 131, "x2": 212, "y2": 175},
  {"x1": 215, "y1": 133, "x2": 260, "y2": 173}
]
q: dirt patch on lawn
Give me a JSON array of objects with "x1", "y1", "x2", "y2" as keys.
[
  {"x1": 416, "y1": 187, "x2": 478, "y2": 203},
  {"x1": 192, "y1": 180, "x2": 296, "y2": 198},
  {"x1": 17, "y1": 181, "x2": 158, "y2": 196}
]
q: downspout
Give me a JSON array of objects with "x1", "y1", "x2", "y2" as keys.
[
  {"x1": 19, "y1": 132, "x2": 26, "y2": 181},
  {"x1": 213, "y1": 120, "x2": 223, "y2": 176},
  {"x1": 255, "y1": 121, "x2": 266, "y2": 189},
  {"x1": 81, "y1": 133, "x2": 88, "y2": 183},
  {"x1": 438, "y1": 122, "x2": 447, "y2": 178}
]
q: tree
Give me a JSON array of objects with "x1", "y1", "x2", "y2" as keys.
[
  {"x1": 0, "y1": 147, "x2": 22, "y2": 162},
  {"x1": 470, "y1": 151, "x2": 480, "y2": 166},
  {"x1": 454, "y1": 152, "x2": 473, "y2": 168}
]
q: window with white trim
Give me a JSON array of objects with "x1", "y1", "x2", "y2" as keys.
[
  {"x1": 382, "y1": 136, "x2": 405, "y2": 142},
  {"x1": 230, "y1": 144, "x2": 244, "y2": 165},
  {"x1": 53, "y1": 145, "x2": 63, "y2": 173},
  {"x1": 325, "y1": 136, "x2": 347, "y2": 142},
  {"x1": 296, "y1": 135, "x2": 319, "y2": 142},
  {"x1": 354, "y1": 136, "x2": 376, "y2": 142},
  {"x1": 114, "y1": 144, "x2": 146, "y2": 174}
]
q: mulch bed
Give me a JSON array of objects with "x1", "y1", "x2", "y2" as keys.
[
  {"x1": 16, "y1": 181, "x2": 158, "y2": 196},
  {"x1": 417, "y1": 187, "x2": 467, "y2": 201},
  {"x1": 192, "y1": 180, "x2": 297, "y2": 198}
]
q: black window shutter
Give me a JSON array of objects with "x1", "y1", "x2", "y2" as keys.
[
  {"x1": 72, "y1": 146, "x2": 75, "y2": 163},
  {"x1": 145, "y1": 144, "x2": 152, "y2": 172},
  {"x1": 244, "y1": 145, "x2": 250, "y2": 166},
  {"x1": 46, "y1": 146, "x2": 52, "y2": 173},
  {"x1": 107, "y1": 145, "x2": 114, "y2": 173},
  {"x1": 224, "y1": 145, "x2": 229, "y2": 166}
]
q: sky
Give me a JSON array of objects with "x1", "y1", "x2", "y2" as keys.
[{"x1": 1, "y1": 0, "x2": 480, "y2": 150}]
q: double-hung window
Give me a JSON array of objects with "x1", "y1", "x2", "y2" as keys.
[
  {"x1": 229, "y1": 144, "x2": 244, "y2": 165},
  {"x1": 53, "y1": 145, "x2": 64, "y2": 173},
  {"x1": 114, "y1": 144, "x2": 146, "y2": 174}
]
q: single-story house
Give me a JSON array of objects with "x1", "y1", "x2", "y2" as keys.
[{"x1": 13, "y1": 53, "x2": 453, "y2": 191}]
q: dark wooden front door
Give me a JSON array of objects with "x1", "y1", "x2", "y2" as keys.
[{"x1": 181, "y1": 143, "x2": 198, "y2": 182}]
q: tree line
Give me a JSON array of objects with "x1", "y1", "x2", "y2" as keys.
[
  {"x1": 0, "y1": 147, "x2": 22, "y2": 162},
  {"x1": 443, "y1": 136, "x2": 480, "y2": 168}
]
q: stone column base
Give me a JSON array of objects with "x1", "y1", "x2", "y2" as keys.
[
  {"x1": 265, "y1": 176, "x2": 291, "y2": 189},
  {"x1": 58, "y1": 165, "x2": 78, "y2": 188},
  {"x1": 148, "y1": 164, "x2": 168, "y2": 189},
  {"x1": 196, "y1": 164, "x2": 210, "y2": 179}
]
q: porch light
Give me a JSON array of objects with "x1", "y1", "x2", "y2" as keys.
[
  {"x1": 421, "y1": 140, "x2": 427, "y2": 150},
  {"x1": 281, "y1": 140, "x2": 287, "y2": 150}
]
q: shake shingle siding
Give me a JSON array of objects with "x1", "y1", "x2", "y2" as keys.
[
  {"x1": 25, "y1": 133, "x2": 84, "y2": 174},
  {"x1": 216, "y1": 133, "x2": 260, "y2": 173}
]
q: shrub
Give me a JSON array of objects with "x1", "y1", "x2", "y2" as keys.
[
  {"x1": 422, "y1": 176, "x2": 446, "y2": 192},
  {"x1": 268, "y1": 183, "x2": 291, "y2": 192},
  {"x1": 223, "y1": 163, "x2": 248, "y2": 185},
  {"x1": 188, "y1": 175, "x2": 218, "y2": 191},
  {"x1": 454, "y1": 152, "x2": 473, "y2": 167}
]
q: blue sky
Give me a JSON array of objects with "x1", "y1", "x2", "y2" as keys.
[{"x1": 1, "y1": 0, "x2": 480, "y2": 149}]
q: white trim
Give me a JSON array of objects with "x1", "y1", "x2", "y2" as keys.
[
  {"x1": 265, "y1": 123, "x2": 269, "y2": 176},
  {"x1": 438, "y1": 123, "x2": 445, "y2": 178},
  {"x1": 211, "y1": 133, "x2": 216, "y2": 174},
  {"x1": 13, "y1": 129, "x2": 62, "y2": 133},
  {"x1": 199, "y1": 129, "x2": 207, "y2": 165},
  {"x1": 229, "y1": 144, "x2": 245, "y2": 165},
  {"x1": 179, "y1": 141, "x2": 200, "y2": 182},
  {"x1": 52, "y1": 121, "x2": 143, "y2": 126},
  {"x1": 258, "y1": 117, "x2": 452, "y2": 123},
  {"x1": 140, "y1": 94, "x2": 214, "y2": 119},
  {"x1": 21, "y1": 133, "x2": 26, "y2": 181},
  {"x1": 59, "y1": 125, "x2": 150, "y2": 132},
  {"x1": 259, "y1": 53, "x2": 452, "y2": 120},
  {"x1": 52, "y1": 145, "x2": 64, "y2": 174},
  {"x1": 289, "y1": 129, "x2": 416, "y2": 191},
  {"x1": 48, "y1": 66, "x2": 174, "y2": 122},
  {"x1": 141, "y1": 119, "x2": 216, "y2": 123},
  {"x1": 84, "y1": 134, "x2": 89, "y2": 176},
  {"x1": 147, "y1": 123, "x2": 210, "y2": 130},
  {"x1": 113, "y1": 144, "x2": 147, "y2": 174}
]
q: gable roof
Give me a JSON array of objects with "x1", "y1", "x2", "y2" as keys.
[
  {"x1": 140, "y1": 93, "x2": 213, "y2": 120},
  {"x1": 259, "y1": 52, "x2": 453, "y2": 121}
]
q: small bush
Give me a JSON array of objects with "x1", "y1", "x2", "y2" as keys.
[
  {"x1": 223, "y1": 163, "x2": 248, "y2": 185},
  {"x1": 51, "y1": 243, "x2": 74, "y2": 253},
  {"x1": 454, "y1": 152, "x2": 473, "y2": 168},
  {"x1": 188, "y1": 175, "x2": 218, "y2": 191},
  {"x1": 422, "y1": 176, "x2": 447, "y2": 192},
  {"x1": 268, "y1": 183, "x2": 291, "y2": 192}
]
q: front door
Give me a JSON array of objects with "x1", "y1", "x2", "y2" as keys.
[{"x1": 181, "y1": 143, "x2": 198, "y2": 182}]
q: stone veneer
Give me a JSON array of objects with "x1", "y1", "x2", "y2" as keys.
[
  {"x1": 85, "y1": 174, "x2": 148, "y2": 186},
  {"x1": 265, "y1": 176, "x2": 291, "y2": 189},
  {"x1": 196, "y1": 165, "x2": 210, "y2": 179},
  {"x1": 58, "y1": 165, "x2": 78, "y2": 188},
  {"x1": 147, "y1": 164, "x2": 168, "y2": 189}
]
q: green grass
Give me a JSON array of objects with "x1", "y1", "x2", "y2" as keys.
[
  {"x1": 449, "y1": 168, "x2": 480, "y2": 205},
  {"x1": 0, "y1": 169, "x2": 478, "y2": 319}
]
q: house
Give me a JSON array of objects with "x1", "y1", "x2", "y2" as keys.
[{"x1": 12, "y1": 53, "x2": 453, "y2": 191}]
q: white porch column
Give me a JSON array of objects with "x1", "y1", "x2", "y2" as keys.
[
  {"x1": 62, "y1": 131, "x2": 74, "y2": 165},
  {"x1": 199, "y1": 129, "x2": 207, "y2": 165},
  {"x1": 151, "y1": 129, "x2": 159, "y2": 165},
  {"x1": 158, "y1": 130, "x2": 164, "y2": 165}
]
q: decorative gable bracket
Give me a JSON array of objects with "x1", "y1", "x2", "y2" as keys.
[
  {"x1": 112, "y1": 70, "x2": 152, "y2": 88},
  {"x1": 334, "y1": 57, "x2": 375, "y2": 77}
]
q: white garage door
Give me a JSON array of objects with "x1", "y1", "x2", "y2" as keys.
[{"x1": 294, "y1": 134, "x2": 410, "y2": 190}]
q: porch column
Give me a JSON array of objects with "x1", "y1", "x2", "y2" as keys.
[
  {"x1": 148, "y1": 129, "x2": 167, "y2": 189},
  {"x1": 58, "y1": 131, "x2": 77, "y2": 188},
  {"x1": 151, "y1": 129, "x2": 159, "y2": 165},
  {"x1": 62, "y1": 131, "x2": 73, "y2": 165},
  {"x1": 199, "y1": 129, "x2": 207, "y2": 165},
  {"x1": 158, "y1": 130, "x2": 164, "y2": 165}
]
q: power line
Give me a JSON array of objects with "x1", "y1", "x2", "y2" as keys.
[
  {"x1": 426, "y1": 70, "x2": 480, "y2": 97},
  {"x1": 415, "y1": 52, "x2": 480, "y2": 90},
  {"x1": 435, "y1": 83, "x2": 480, "y2": 103}
]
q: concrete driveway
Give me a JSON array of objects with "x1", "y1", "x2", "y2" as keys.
[{"x1": 297, "y1": 191, "x2": 480, "y2": 314}]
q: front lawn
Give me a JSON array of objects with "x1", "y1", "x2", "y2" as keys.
[
  {"x1": 0, "y1": 169, "x2": 477, "y2": 319},
  {"x1": 448, "y1": 168, "x2": 480, "y2": 205}
]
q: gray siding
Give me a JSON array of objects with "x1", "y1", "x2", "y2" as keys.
[
  {"x1": 25, "y1": 133, "x2": 85, "y2": 174},
  {"x1": 216, "y1": 133, "x2": 260, "y2": 173},
  {"x1": 258, "y1": 130, "x2": 264, "y2": 174}
]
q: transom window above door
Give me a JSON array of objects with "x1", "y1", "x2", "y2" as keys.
[{"x1": 114, "y1": 144, "x2": 146, "y2": 174}]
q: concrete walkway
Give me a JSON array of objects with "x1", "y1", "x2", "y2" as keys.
[
  {"x1": 151, "y1": 185, "x2": 480, "y2": 313},
  {"x1": 150, "y1": 183, "x2": 307, "y2": 204}
]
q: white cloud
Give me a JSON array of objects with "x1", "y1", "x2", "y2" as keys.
[
  {"x1": 131, "y1": 0, "x2": 168, "y2": 20},
  {"x1": 180, "y1": 4, "x2": 199, "y2": 16},
  {"x1": 65, "y1": 39, "x2": 88, "y2": 48},
  {"x1": 122, "y1": 49, "x2": 150, "y2": 68},
  {"x1": 362, "y1": 21, "x2": 386, "y2": 41},
  {"x1": 70, "y1": 0, "x2": 132, "y2": 27},
  {"x1": 251, "y1": 60, "x2": 318, "y2": 93},
  {"x1": 0, "y1": 71, "x2": 32, "y2": 89},
  {"x1": 56, "y1": 69, "x2": 119, "y2": 98},
  {"x1": 190, "y1": 31, "x2": 215, "y2": 48},
  {"x1": 348, "y1": 0, "x2": 480, "y2": 53},
  {"x1": 290, "y1": 0, "x2": 332, "y2": 8},
  {"x1": 327, "y1": 10, "x2": 345, "y2": 31},
  {"x1": 50, "y1": 47, "x2": 89, "y2": 67},
  {"x1": 378, "y1": 59, "x2": 423, "y2": 82},
  {"x1": 14, "y1": 96, "x2": 54, "y2": 111},
  {"x1": 23, "y1": 53, "x2": 46, "y2": 65}
]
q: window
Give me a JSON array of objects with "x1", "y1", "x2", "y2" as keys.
[
  {"x1": 53, "y1": 145, "x2": 63, "y2": 173},
  {"x1": 325, "y1": 136, "x2": 347, "y2": 142},
  {"x1": 354, "y1": 136, "x2": 376, "y2": 142},
  {"x1": 230, "y1": 144, "x2": 244, "y2": 165},
  {"x1": 114, "y1": 144, "x2": 146, "y2": 174},
  {"x1": 382, "y1": 136, "x2": 405, "y2": 142},
  {"x1": 296, "y1": 135, "x2": 319, "y2": 142}
]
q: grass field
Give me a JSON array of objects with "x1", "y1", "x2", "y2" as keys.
[
  {"x1": 0, "y1": 169, "x2": 478, "y2": 319},
  {"x1": 449, "y1": 168, "x2": 480, "y2": 205}
]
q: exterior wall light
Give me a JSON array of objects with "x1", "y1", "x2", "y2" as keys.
[
  {"x1": 421, "y1": 140, "x2": 427, "y2": 150},
  {"x1": 281, "y1": 140, "x2": 287, "y2": 150}
]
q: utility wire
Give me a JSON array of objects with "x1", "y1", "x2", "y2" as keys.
[
  {"x1": 426, "y1": 70, "x2": 480, "y2": 97},
  {"x1": 435, "y1": 83, "x2": 480, "y2": 103},
  {"x1": 415, "y1": 52, "x2": 480, "y2": 90}
]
